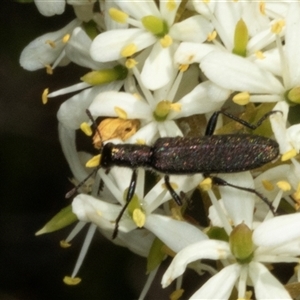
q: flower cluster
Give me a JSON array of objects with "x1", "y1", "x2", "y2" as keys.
[{"x1": 21, "y1": 1, "x2": 300, "y2": 299}]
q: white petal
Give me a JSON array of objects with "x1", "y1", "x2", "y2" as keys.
[
  {"x1": 169, "y1": 15, "x2": 213, "y2": 43},
  {"x1": 57, "y1": 83, "x2": 123, "y2": 129},
  {"x1": 141, "y1": 43, "x2": 175, "y2": 90},
  {"x1": 192, "y1": 0, "x2": 216, "y2": 19},
  {"x1": 249, "y1": 261, "x2": 292, "y2": 300},
  {"x1": 170, "y1": 81, "x2": 229, "y2": 119},
  {"x1": 174, "y1": 42, "x2": 216, "y2": 65},
  {"x1": 89, "y1": 91, "x2": 152, "y2": 119},
  {"x1": 20, "y1": 19, "x2": 80, "y2": 70},
  {"x1": 285, "y1": 3, "x2": 300, "y2": 88},
  {"x1": 287, "y1": 124, "x2": 300, "y2": 153},
  {"x1": 127, "y1": 122, "x2": 159, "y2": 145},
  {"x1": 58, "y1": 124, "x2": 89, "y2": 182},
  {"x1": 145, "y1": 214, "x2": 208, "y2": 254},
  {"x1": 34, "y1": 0, "x2": 65, "y2": 16},
  {"x1": 90, "y1": 29, "x2": 155, "y2": 62},
  {"x1": 201, "y1": 52, "x2": 285, "y2": 94},
  {"x1": 190, "y1": 264, "x2": 241, "y2": 299},
  {"x1": 253, "y1": 213, "x2": 300, "y2": 248},
  {"x1": 157, "y1": 121, "x2": 182, "y2": 137},
  {"x1": 161, "y1": 239, "x2": 231, "y2": 287},
  {"x1": 159, "y1": 0, "x2": 180, "y2": 25}
]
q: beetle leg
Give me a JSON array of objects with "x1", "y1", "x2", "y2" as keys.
[{"x1": 164, "y1": 175, "x2": 183, "y2": 206}]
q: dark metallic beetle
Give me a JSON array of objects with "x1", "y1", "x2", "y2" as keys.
[{"x1": 70, "y1": 110, "x2": 280, "y2": 237}]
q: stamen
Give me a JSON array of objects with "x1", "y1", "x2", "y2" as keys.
[
  {"x1": 170, "y1": 289, "x2": 184, "y2": 300},
  {"x1": 42, "y1": 88, "x2": 49, "y2": 104},
  {"x1": 60, "y1": 240, "x2": 71, "y2": 248},
  {"x1": 255, "y1": 51, "x2": 265, "y2": 59},
  {"x1": 114, "y1": 106, "x2": 128, "y2": 119},
  {"x1": 259, "y1": 1, "x2": 266, "y2": 15},
  {"x1": 109, "y1": 8, "x2": 128, "y2": 23},
  {"x1": 63, "y1": 276, "x2": 81, "y2": 285},
  {"x1": 121, "y1": 43, "x2": 137, "y2": 57},
  {"x1": 232, "y1": 92, "x2": 250, "y2": 105},
  {"x1": 207, "y1": 30, "x2": 217, "y2": 42},
  {"x1": 276, "y1": 180, "x2": 291, "y2": 191},
  {"x1": 160, "y1": 35, "x2": 173, "y2": 48},
  {"x1": 125, "y1": 58, "x2": 138, "y2": 69},
  {"x1": 45, "y1": 40, "x2": 56, "y2": 48},
  {"x1": 80, "y1": 122, "x2": 93, "y2": 136},
  {"x1": 86, "y1": 154, "x2": 101, "y2": 168},
  {"x1": 167, "y1": 0, "x2": 177, "y2": 11},
  {"x1": 281, "y1": 149, "x2": 297, "y2": 161},
  {"x1": 271, "y1": 20, "x2": 285, "y2": 34},
  {"x1": 62, "y1": 34, "x2": 70, "y2": 43},
  {"x1": 199, "y1": 177, "x2": 212, "y2": 191},
  {"x1": 293, "y1": 183, "x2": 300, "y2": 202},
  {"x1": 179, "y1": 64, "x2": 189, "y2": 72},
  {"x1": 45, "y1": 64, "x2": 53, "y2": 75},
  {"x1": 262, "y1": 180, "x2": 274, "y2": 191}
]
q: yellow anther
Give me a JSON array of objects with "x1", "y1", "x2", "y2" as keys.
[
  {"x1": 207, "y1": 30, "x2": 217, "y2": 42},
  {"x1": 167, "y1": 0, "x2": 177, "y2": 11},
  {"x1": 63, "y1": 276, "x2": 81, "y2": 285},
  {"x1": 199, "y1": 178, "x2": 212, "y2": 191},
  {"x1": 62, "y1": 34, "x2": 70, "y2": 43},
  {"x1": 125, "y1": 58, "x2": 138, "y2": 69},
  {"x1": 170, "y1": 103, "x2": 182, "y2": 112},
  {"x1": 109, "y1": 7, "x2": 128, "y2": 23},
  {"x1": 262, "y1": 180, "x2": 274, "y2": 191},
  {"x1": 96, "y1": 210, "x2": 102, "y2": 217},
  {"x1": 45, "y1": 40, "x2": 56, "y2": 48},
  {"x1": 160, "y1": 35, "x2": 173, "y2": 48},
  {"x1": 232, "y1": 92, "x2": 250, "y2": 105},
  {"x1": 136, "y1": 139, "x2": 146, "y2": 145},
  {"x1": 281, "y1": 148, "x2": 297, "y2": 161},
  {"x1": 133, "y1": 208, "x2": 146, "y2": 228},
  {"x1": 45, "y1": 64, "x2": 53, "y2": 75},
  {"x1": 271, "y1": 20, "x2": 285, "y2": 34},
  {"x1": 121, "y1": 43, "x2": 137, "y2": 57},
  {"x1": 259, "y1": 2, "x2": 266, "y2": 15},
  {"x1": 60, "y1": 240, "x2": 71, "y2": 248},
  {"x1": 276, "y1": 181, "x2": 291, "y2": 191},
  {"x1": 170, "y1": 289, "x2": 184, "y2": 300},
  {"x1": 86, "y1": 154, "x2": 101, "y2": 168},
  {"x1": 179, "y1": 64, "x2": 189, "y2": 72},
  {"x1": 80, "y1": 122, "x2": 93, "y2": 136},
  {"x1": 42, "y1": 88, "x2": 49, "y2": 104},
  {"x1": 255, "y1": 51, "x2": 265, "y2": 59},
  {"x1": 203, "y1": 0, "x2": 210, "y2": 3},
  {"x1": 114, "y1": 106, "x2": 128, "y2": 119}
]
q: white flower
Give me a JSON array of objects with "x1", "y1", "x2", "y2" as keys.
[
  {"x1": 162, "y1": 212, "x2": 300, "y2": 299},
  {"x1": 90, "y1": 0, "x2": 213, "y2": 90},
  {"x1": 19, "y1": 19, "x2": 80, "y2": 71}
]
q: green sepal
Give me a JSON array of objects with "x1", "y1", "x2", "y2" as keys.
[
  {"x1": 35, "y1": 205, "x2": 78, "y2": 235},
  {"x1": 147, "y1": 238, "x2": 165, "y2": 273},
  {"x1": 82, "y1": 20, "x2": 99, "y2": 40}
]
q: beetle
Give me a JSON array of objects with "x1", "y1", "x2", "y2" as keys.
[{"x1": 68, "y1": 109, "x2": 280, "y2": 238}]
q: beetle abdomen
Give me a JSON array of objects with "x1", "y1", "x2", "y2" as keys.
[{"x1": 151, "y1": 135, "x2": 279, "y2": 174}]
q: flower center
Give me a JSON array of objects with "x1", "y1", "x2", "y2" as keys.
[
  {"x1": 286, "y1": 86, "x2": 300, "y2": 104},
  {"x1": 232, "y1": 19, "x2": 248, "y2": 57},
  {"x1": 141, "y1": 15, "x2": 169, "y2": 38},
  {"x1": 229, "y1": 223, "x2": 254, "y2": 264},
  {"x1": 153, "y1": 100, "x2": 181, "y2": 122}
]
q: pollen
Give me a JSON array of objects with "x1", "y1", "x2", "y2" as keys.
[
  {"x1": 62, "y1": 34, "x2": 70, "y2": 43},
  {"x1": 121, "y1": 43, "x2": 137, "y2": 57},
  {"x1": 167, "y1": 0, "x2": 176, "y2": 11},
  {"x1": 86, "y1": 154, "x2": 101, "y2": 168},
  {"x1": 179, "y1": 64, "x2": 189, "y2": 72},
  {"x1": 276, "y1": 181, "x2": 291, "y2": 192},
  {"x1": 63, "y1": 276, "x2": 81, "y2": 285},
  {"x1": 271, "y1": 20, "x2": 285, "y2": 34},
  {"x1": 45, "y1": 64, "x2": 53, "y2": 75},
  {"x1": 45, "y1": 39, "x2": 56, "y2": 48},
  {"x1": 160, "y1": 35, "x2": 173, "y2": 48},
  {"x1": 109, "y1": 7, "x2": 128, "y2": 23},
  {"x1": 114, "y1": 106, "x2": 128, "y2": 119},
  {"x1": 262, "y1": 180, "x2": 274, "y2": 191},
  {"x1": 125, "y1": 58, "x2": 138, "y2": 69},
  {"x1": 281, "y1": 148, "x2": 297, "y2": 161},
  {"x1": 60, "y1": 240, "x2": 71, "y2": 248},
  {"x1": 42, "y1": 88, "x2": 49, "y2": 104},
  {"x1": 80, "y1": 122, "x2": 93, "y2": 136},
  {"x1": 232, "y1": 92, "x2": 250, "y2": 105},
  {"x1": 199, "y1": 178, "x2": 212, "y2": 191},
  {"x1": 207, "y1": 30, "x2": 217, "y2": 42},
  {"x1": 255, "y1": 51, "x2": 265, "y2": 59},
  {"x1": 170, "y1": 289, "x2": 184, "y2": 300},
  {"x1": 259, "y1": 1, "x2": 266, "y2": 15},
  {"x1": 133, "y1": 208, "x2": 146, "y2": 228}
]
